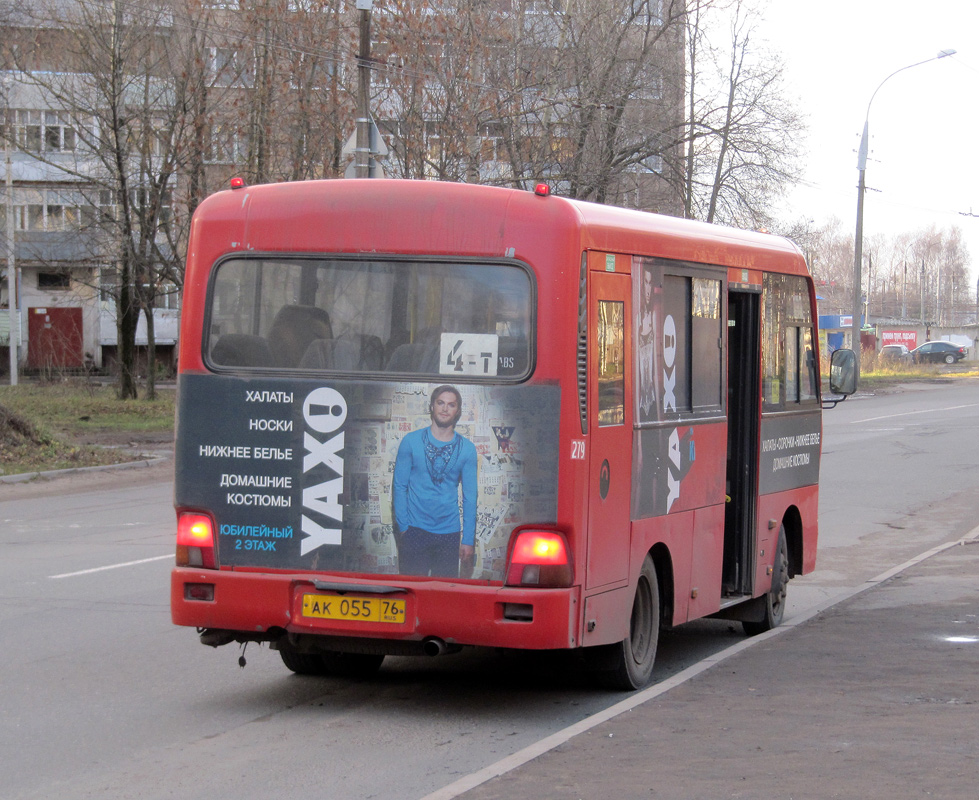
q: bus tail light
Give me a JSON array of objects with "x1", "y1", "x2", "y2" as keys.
[
  {"x1": 505, "y1": 530, "x2": 573, "y2": 588},
  {"x1": 176, "y1": 512, "x2": 216, "y2": 569}
]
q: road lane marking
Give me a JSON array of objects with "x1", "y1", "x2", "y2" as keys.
[
  {"x1": 852, "y1": 403, "x2": 979, "y2": 424},
  {"x1": 49, "y1": 554, "x2": 173, "y2": 579}
]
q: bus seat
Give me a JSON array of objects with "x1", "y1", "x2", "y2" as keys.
[
  {"x1": 210, "y1": 334, "x2": 273, "y2": 367},
  {"x1": 267, "y1": 305, "x2": 333, "y2": 367},
  {"x1": 385, "y1": 342, "x2": 440, "y2": 374},
  {"x1": 299, "y1": 338, "x2": 359, "y2": 371},
  {"x1": 353, "y1": 334, "x2": 384, "y2": 370}
]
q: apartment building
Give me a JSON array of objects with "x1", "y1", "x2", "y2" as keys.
[{"x1": 0, "y1": 0, "x2": 685, "y2": 375}]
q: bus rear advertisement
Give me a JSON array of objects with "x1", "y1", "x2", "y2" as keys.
[{"x1": 171, "y1": 179, "x2": 853, "y2": 690}]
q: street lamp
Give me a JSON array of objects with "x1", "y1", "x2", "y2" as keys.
[{"x1": 852, "y1": 49, "x2": 956, "y2": 376}]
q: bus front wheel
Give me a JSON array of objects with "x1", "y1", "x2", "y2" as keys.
[
  {"x1": 279, "y1": 648, "x2": 385, "y2": 678},
  {"x1": 743, "y1": 527, "x2": 788, "y2": 636},
  {"x1": 600, "y1": 555, "x2": 660, "y2": 691}
]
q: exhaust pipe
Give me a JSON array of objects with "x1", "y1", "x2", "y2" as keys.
[{"x1": 422, "y1": 636, "x2": 447, "y2": 657}]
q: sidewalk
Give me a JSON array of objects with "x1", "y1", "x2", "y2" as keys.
[{"x1": 452, "y1": 538, "x2": 979, "y2": 800}]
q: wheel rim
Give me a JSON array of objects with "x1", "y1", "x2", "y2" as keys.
[
  {"x1": 630, "y1": 574, "x2": 654, "y2": 665},
  {"x1": 771, "y1": 570, "x2": 787, "y2": 618},
  {"x1": 771, "y1": 539, "x2": 788, "y2": 620}
]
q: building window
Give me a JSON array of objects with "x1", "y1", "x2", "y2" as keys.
[
  {"x1": 152, "y1": 282, "x2": 181, "y2": 310},
  {"x1": 209, "y1": 47, "x2": 255, "y2": 88},
  {"x1": 2, "y1": 189, "x2": 90, "y2": 230},
  {"x1": 206, "y1": 124, "x2": 249, "y2": 164},
  {"x1": 131, "y1": 187, "x2": 173, "y2": 226},
  {"x1": 291, "y1": 54, "x2": 339, "y2": 90},
  {"x1": 631, "y1": 0, "x2": 663, "y2": 25},
  {"x1": 5, "y1": 110, "x2": 79, "y2": 153},
  {"x1": 524, "y1": 0, "x2": 565, "y2": 13},
  {"x1": 99, "y1": 267, "x2": 117, "y2": 302},
  {"x1": 128, "y1": 117, "x2": 172, "y2": 158},
  {"x1": 635, "y1": 68, "x2": 662, "y2": 101},
  {"x1": 38, "y1": 271, "x2": 72, "y2": 289}
]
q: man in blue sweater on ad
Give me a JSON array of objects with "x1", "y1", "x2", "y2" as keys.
[{"x1": 392, "y1": 385, "x2": 478, "y2": 578}]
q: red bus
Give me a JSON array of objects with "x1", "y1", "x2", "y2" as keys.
[{"x1": 170, "y1": 179, "x2": 854, "y2": 689}]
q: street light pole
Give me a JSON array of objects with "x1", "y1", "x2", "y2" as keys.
[{"x1": 852, "y1": 49, "x2": 955, "y2": 378}]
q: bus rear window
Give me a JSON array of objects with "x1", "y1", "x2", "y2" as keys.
[{"x1": 206, "y1": 257, "x2": 533, "y2": 380}]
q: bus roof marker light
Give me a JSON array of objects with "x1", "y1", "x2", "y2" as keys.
[
  {"x1": 230, "y1": 176, "x2": 246, "y2": 190},
  {"x1": 534, "y1": 183, "x2": 550, "y2": 197}
]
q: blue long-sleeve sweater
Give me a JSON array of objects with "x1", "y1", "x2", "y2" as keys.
[{"x1": 392, "y1": 427, "x2": 478, "y2": 546}]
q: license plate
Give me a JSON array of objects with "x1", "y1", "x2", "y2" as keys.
[{"x1": 301, "y1": 594, "x2": 405, "y2": 624}]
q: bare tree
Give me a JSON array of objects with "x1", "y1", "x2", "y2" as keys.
[
  {"x1": 477, "y1": 0, "x2": 688, "y2": 211},
  {"x1": 679, "y1": 0, "x2": 804, "y2": 227},
  {"x1": 3, "y1": 0, "x2": 210, "y2": 398},
  {"x1": 788, "y1": 216, "x2": 973, "y2": 325},
  {"x1": 368, "y1": 1, "x2": 687, "y2": 213},
  {"x1": 373, "y1": 1, "x2": 484, "y2": 181},
  {"x1": 204, "y1": 0, "x2": 350, "y2": 186}
]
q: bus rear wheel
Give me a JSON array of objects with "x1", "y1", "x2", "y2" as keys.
[
  {"x1": 743, "y1": 527, "x2": 788, "y2": 636},
  {"x1": 279, "y1": 648, "x2": 385, "y2": 678},
  {"x1": 600, "y1": 555, "x2": 660, "y2": 691}
]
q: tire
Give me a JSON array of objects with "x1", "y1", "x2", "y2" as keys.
[
  {"x1": 945, "y1": 354, "x2": 955, "y2": 364},
  {"x1": 279, "y1": 648, "x2": 385, "y2": 677},
  {"x1": 599, "y1": 555, "x2": 660, "y2": 690},
  {"x1": 743, "y1": 527, "x2": 788, "y2": 636}
]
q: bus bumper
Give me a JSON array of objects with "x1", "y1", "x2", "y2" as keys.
[{"x1": 171, "y1": 567, "x2": 580, "y2": 651}]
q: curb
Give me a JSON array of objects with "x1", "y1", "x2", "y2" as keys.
[{"x1": 0, "y1": 452, "x2": 171, "y2": 485}]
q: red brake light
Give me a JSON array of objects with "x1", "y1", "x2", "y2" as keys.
[
  {"x1": 512, "y1": 532, "x2": 567, "y2": 563},
  {"x1": 506, "y1": 530, "x2": 573, "y2": 587},
  {"x1": 176, "y1": 512, "x2": 216, "y2": 568}
]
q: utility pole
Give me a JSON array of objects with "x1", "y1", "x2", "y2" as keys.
[
  {"x1": 5, "y1": 130, "x2": 17, "y2": 385},
  {"x1": 919, "y1": 260, "x2": 925, "y2": 324},
  {"x1": 354, "y1": 0, "x2": 373, "y2": 179}
]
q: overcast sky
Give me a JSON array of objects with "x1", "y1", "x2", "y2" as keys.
[{"x1": 760, "y1": 0, "x2": 978, "y2": 283}]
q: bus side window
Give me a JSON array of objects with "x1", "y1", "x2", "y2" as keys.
[
  {"x1": 597, "y1": 300, "x2": 625, "y2": 426},
  {"x1": 785, "y1": 327, "x2": 799, "y2": 402},
  {"x1": 801, "y1": 328, "x2": 818, "y2": 402},
  {"x1": 762, "y1": 274, "x2": 816, "y2": 409}
]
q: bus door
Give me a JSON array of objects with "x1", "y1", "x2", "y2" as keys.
[
  {"x1": 723, "y1": 289, "x2": 760, "y2": 596},
  {"x1": 586, "y1": 265, "x2": 633, "y2": 590}
]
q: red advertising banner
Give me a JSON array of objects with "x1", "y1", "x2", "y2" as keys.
[{"x1": 881, "y1": 330, "x2": 917, "y2": 349}]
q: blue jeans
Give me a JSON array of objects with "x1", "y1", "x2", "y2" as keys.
[{"x1": 398, "y1": 527, "x2": 459, "y2": 577}]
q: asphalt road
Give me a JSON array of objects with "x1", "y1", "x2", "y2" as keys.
[{"x1": 1, "y1": 378, "x2": 977, "y2": 800}]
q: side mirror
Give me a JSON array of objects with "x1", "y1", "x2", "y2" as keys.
[{"x1": 829, "y1": 348, "x2": 857, "y2": 397}]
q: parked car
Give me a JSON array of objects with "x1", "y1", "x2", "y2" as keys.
[
  {"x1": 879, "y1": 344, "x2": 911, "y2": 364},
  {"x1": 910, "y1": 341, "x2": 968, "y2": 364}
]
